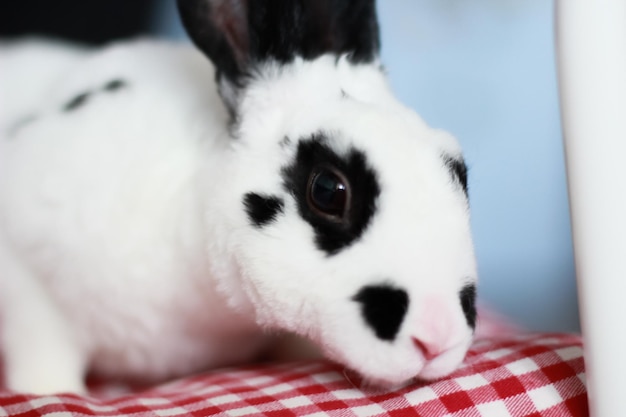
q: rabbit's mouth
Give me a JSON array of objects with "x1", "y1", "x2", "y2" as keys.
[{"x1": 321, "y1": 281, "x2": 478, "y2": 387}]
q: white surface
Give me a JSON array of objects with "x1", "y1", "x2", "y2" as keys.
[{"x1": 556, "y1": 1, "x2": 626, "y2": 415}]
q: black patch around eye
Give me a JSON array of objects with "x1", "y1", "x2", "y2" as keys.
[
  {"x1": 243, "y1": 193, "x2": 285, "y2": 228},
  {"x1": 103, "y1": 79, "x2": 127, "y2": 92},
  {"x1": 444, "y1": 156, "x2": 468, "y2": 197},
  {"x1": 63, "y1": 91, "x2": 91, "y2": 112},
  {"x1": 459, "y1": 283, "x2": 477, "y2": 329},
  {"x1": 281, "y1": 133, "x2": 380, "y2": 255},
  {"x1": 353, "y1": 284, "x2": 409, "y2": 341}
]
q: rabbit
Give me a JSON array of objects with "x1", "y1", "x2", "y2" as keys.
[{"x1": 0, "y1": 0, "x2": 477, "y2": 395}]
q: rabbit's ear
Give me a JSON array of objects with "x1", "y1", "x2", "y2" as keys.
[
  {"x1": 177, "y1": 0, "x2": 250, "y2": 86},
  {"x1": 177, "y1": 0, "x2": 380, "y2": 111}
]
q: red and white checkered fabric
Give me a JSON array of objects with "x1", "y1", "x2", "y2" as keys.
[{"x1": 0, "y1": 332, "x2": 587, "y2": 417}]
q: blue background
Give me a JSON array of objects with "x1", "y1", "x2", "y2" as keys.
[{"x1": 151, "y1": 0, "x2": 579, "y2": 332}]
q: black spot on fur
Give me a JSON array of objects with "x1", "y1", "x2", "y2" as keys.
[
  {"x1": 282, "y1": 133, "x2": 380, "y2": 255},
  {"x1": 7, "y1": 114, "x2": 37, "y2": 138},
  {"x1": 353, "y1": 284, "x2": 409, "y2": 341},
  {"x1": 444, "y1": 156, "x2": 468, "y2": 197},
  {"x1": 460, "y1": 283, "x2": 477, "y2": 329},
  {"x1": 63, "y1": 92, "x2": 91, "y2": 112},
  {"x1": 243, "y1": 193, "x2": 285, "y2": 227},
  {"x1": 103, "y1": 79, "x2": 127, "y2": 92},
  {"x1": 280, "y1": 136, "x2": 292, "y2": 148}
]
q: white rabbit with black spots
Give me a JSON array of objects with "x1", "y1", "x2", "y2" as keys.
[{"x1": 0, "y1": 0, "x2": 477, "y2": 395}]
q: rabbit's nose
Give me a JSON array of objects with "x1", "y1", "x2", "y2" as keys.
[
  {"x1": 352, "y1": 284, "x2": 409, "y2": 341},
  {"x1": 412, "y1": 293, "x2": 470, "y2": 362},
  {"x1": 412, "y1": 338, "x2": 442, "y2": 361}
]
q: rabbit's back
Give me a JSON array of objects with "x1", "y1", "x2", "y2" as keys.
[
  {"x1": 0, "y1": 40, "x2": 263, "y2": 382},
  {"x1": 0, "y1": 38, "x2": 88, "y2": 131},
  {"x1": 0, "y1": 39, "x2": 221, "y2": 271}
]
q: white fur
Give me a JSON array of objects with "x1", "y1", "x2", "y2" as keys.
[{"x1": 0, "y1": 38, "x2": 476, "y2": 394}]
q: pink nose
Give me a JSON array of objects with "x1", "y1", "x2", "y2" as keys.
[{"x1": 412, "y1": 338, "x2": 442, "y2": 361}]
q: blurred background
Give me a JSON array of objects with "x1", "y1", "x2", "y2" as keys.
[{"x1": 0, "y1": 0, "x2": 577, "y2": 332}]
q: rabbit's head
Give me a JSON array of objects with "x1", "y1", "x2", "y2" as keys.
[{"x1": 179, "y1": 0, "x2": 477, "y2": 387}]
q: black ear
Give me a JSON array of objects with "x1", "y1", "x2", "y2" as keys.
[
  {"x1": 177, "y1": 0, "x2": 380, "y2": 110},
  {"x1": 177, "y1": 0, "x2": 250, "y2": 86}
]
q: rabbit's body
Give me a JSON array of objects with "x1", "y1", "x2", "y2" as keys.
[
  {"x1": 0, "y1": 40, "x2": 268, "y2": 390},
  {"x1": 0, "y1": 0, "x2": 478, "y2": 395}
]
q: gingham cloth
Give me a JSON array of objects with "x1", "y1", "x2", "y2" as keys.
[{"x1": 0, "y1": 332, "x2": 587, "y2": 417}]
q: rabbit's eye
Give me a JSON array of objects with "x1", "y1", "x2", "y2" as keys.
[{"x1": 307, "y1": 166, "x2": 351, "y2": 221}]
